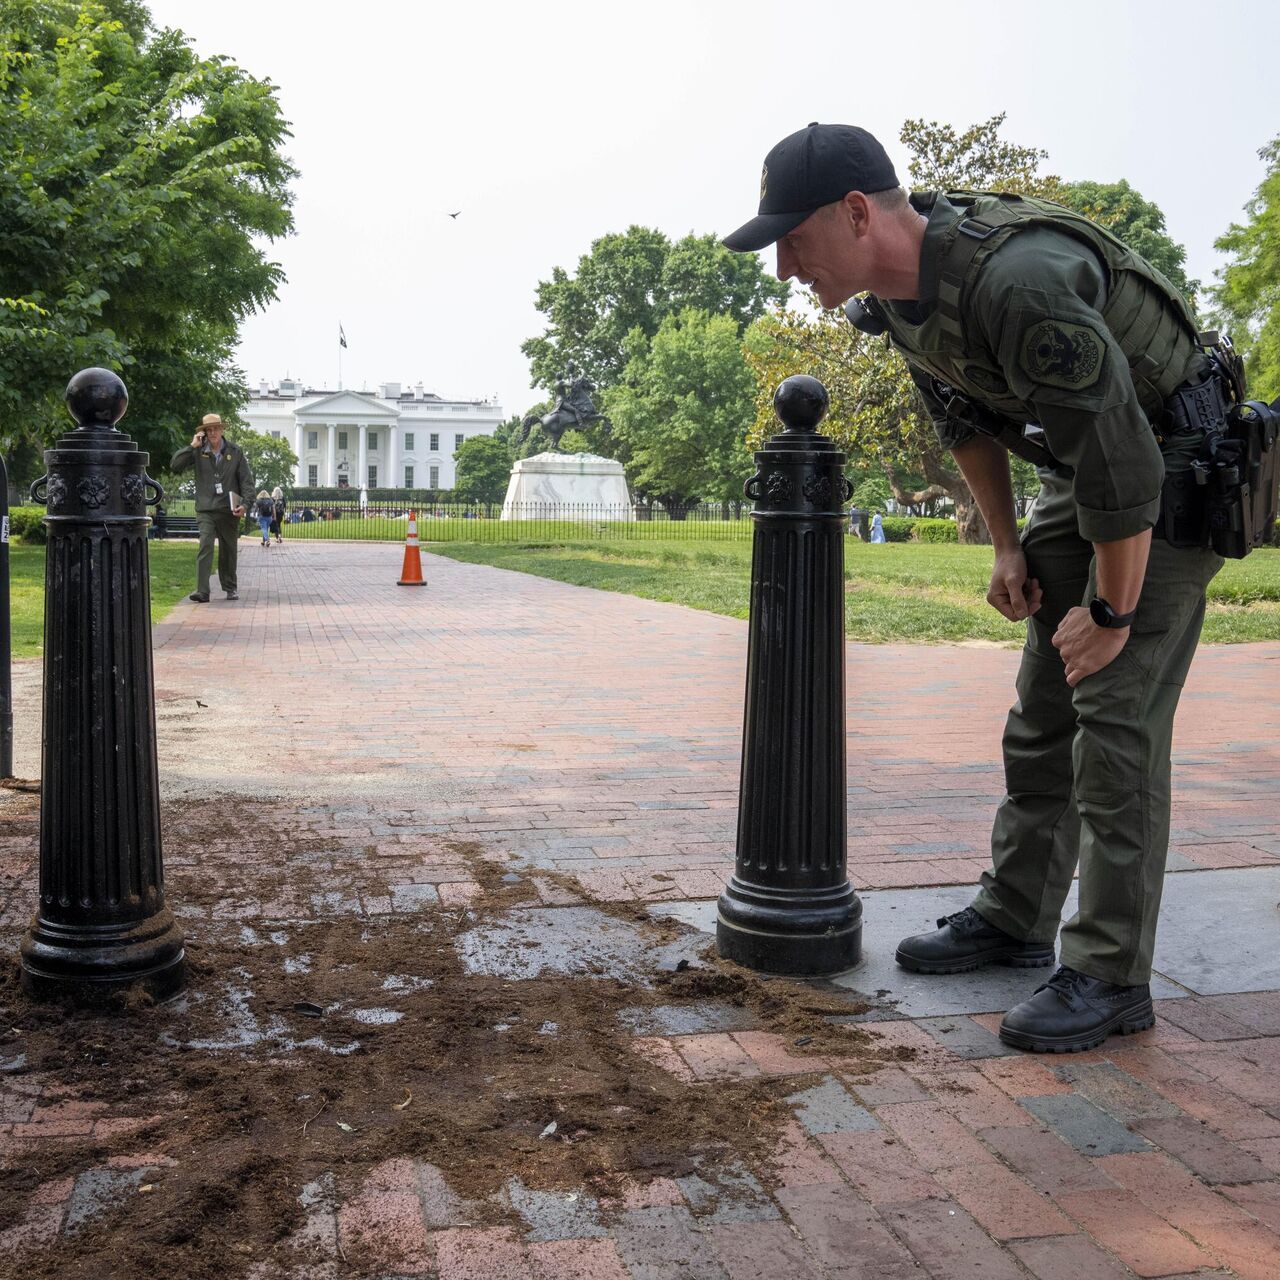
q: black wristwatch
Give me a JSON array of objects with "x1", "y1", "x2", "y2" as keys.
[{"x1": 1089, "y1": 596, "x2": 1137, "y2": 629}]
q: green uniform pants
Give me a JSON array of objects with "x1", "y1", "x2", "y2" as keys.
[
  {"x1": 971, "y1": 470, "x2": 1222, "y2": 986},
  {"x1": 196, "y1": 511, "x2": 242, "y2": 596}
]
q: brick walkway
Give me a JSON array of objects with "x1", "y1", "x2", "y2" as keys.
[{"x1": 2, "y1": 540, "x2": 1280, "y2": 1278}]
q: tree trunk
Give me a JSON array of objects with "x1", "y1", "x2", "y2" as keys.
[
  {"x1": 657, "y1": 495, "x2": 700, "y2": 521},
  {"x1": 883, "y1": 456, "x2": 991, "y2": 544},
  {"x1": 954, "y1": 492, "x2": 989, "y2": 544}
]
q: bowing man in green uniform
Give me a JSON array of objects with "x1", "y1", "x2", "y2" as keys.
[{"x1": 724, "y1": 123, "x2": 1224, "y2": 1053}]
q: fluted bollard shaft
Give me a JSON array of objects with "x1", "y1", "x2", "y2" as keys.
[
  {"x1": 20, "y1": 368, "x2": 184, "y2": 1001},
  {"x1": 716, "y1": 376, "x2": 862, "y2": 975}
]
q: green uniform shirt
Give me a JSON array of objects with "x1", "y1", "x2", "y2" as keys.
[
  {"x1": 171, "y1": 438, "x2": 256, "y2": 515},
  {"x1": 878, "y1": 194, "x2": 1200, "y2": 543}
]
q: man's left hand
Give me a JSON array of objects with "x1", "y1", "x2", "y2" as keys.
[
  {"x1": 234, "y1": 505, "x2": 247, "y2": 517},
  {"x1": 1052, "y1": 606, "x2": 1129, "y2": 687}
]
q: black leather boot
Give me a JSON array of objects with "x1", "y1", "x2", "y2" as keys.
[
  {"x1": 999, "y1": 966, "x2": 1154, "y2": 1053},
  {"x1": 895, "y1": 906, "x2": 1055, "y2": 975}
]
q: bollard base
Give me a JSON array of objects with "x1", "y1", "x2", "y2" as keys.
[
  {"x1": 20, "y1": 908, "x2": 186, "y2": 1004},
  {"x1": 716, "y1": 877, "x2": 862, "y2": 976}
]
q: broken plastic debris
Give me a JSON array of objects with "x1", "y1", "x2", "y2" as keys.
[
  {"x1": 539, "y1": 1121, "x2": 557, "y2": 1139},
  {"x1": 392, "y1": 1089, "x2": 413, "y2": 1112},
  {"x1": 336, "y1": 1121, "x2": 356, "y2": 1133},
  {"x1": 293, "y1": 1001, "x2": 325, "y2": 1018}
]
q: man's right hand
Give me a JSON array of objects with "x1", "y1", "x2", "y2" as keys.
[
  {"x1": 190, "y1": 431, "x2": 205, "y2": 448},
  {"x1": 988, "y1": 548, "x2": 1043, "y2": 622}
]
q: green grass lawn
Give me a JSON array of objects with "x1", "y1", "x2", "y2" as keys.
[
  {"x1": 8, "y1": 542, "x2": 197, "y2": 659},
  {"x1": 433, "y1": 538, "x2": 1280, "y2": 645},
  {"x1": 10, "y1": 536, "x2": 1278, "y2": 657},
  {"x1": 276, "y1": 516, "x2": 748, "y2": 544}
]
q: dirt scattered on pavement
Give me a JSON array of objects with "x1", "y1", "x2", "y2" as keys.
[{"x1": 0, "y1": 794, "x2": 894, "y2": 1279}]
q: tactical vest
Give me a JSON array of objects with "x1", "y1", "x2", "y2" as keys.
[{"x1": 861, "y1": 191, "x2": 1207, "y2": 436}]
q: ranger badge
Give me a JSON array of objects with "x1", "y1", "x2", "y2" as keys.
[{"x1": 1020, "y1": 320, "x2": 1103, "y2": 390}]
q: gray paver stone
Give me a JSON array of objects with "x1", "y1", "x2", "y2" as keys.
[
  {"x1": 502, "y1": 1176, "x2": 606, "y2": 1241},
  {"x1": 611, "y1": 1205, "x2": 730, "y2": 1280},
  {"x1": 915, "y1": 1014, "x2": 1019, "y2": 1059},
  {"x1": 786, "y1": 1076, "x2": 882, "y2": 1136},
  {"x1": 1021, "y1": 1092, "x2": 1152, "y2": 1155}
]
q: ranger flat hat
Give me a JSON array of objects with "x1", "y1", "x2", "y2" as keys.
[
  {"x1": 724, "y1": 123, "x2": 899, "y2": 253},
  {"x1": 201, "y1": 413, "x2": 224, "y2": 427}
]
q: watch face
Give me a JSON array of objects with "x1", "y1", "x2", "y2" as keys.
[{"x1": 1089, "y1": 597, "x2": 1112, "y2": 627}]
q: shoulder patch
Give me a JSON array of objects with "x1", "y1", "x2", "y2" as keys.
[{"x1": 1020, "y1": 319, "x2": 1103, "y2": 391}]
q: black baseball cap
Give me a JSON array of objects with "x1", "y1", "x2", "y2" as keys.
[{"x1": 723, "y1": 123, "x2": 899, "y2": 253}]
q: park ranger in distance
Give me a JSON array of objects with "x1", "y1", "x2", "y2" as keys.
[{"x1": 724, "y1": 122, "x2": 1233, "y2": 1053}]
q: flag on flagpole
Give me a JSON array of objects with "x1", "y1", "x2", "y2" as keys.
[{"x1": 339, "y1": 324, "x2": 348, "y2": 349}]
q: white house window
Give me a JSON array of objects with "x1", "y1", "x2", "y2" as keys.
[
  {"x1": 404, "y1": 432, "x2": 414, "y2": 450},
  {"x1": 307, "y1": 431, "x2": 318, "y2": 450},
  {"x1": 404, "y1": 465, "x2": 414, "y2": 488},
  {"x1": 308, "y1": 464, "x2": 318, "y2": 486},
  {"x1": 454, "y1": 433, "x2": 464, "y2": 451},
  {"x1": 270, "y1": 430, "x2": 281, "y2": 439},
  {"x1": 369, "y1": 431, "x2": 378, "y2": 451},
  {"x1": 368, "y1": 465, "x2": 377, "y2": 487},
  {"x1": 430, "y1": 465, "x2": 439, "y2": 488},
  {"x1": 338, "y1": 430, "x2": 348, "y2": 450},
  {"x1": 429, "y1": 433, "x2": 439, "y2": 451}
]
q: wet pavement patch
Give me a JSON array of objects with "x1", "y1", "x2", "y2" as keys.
[
  {"x1": 64, "y1": 1168, "x2": 151, "y2": 1235},
  {"x1": 454, "y1": 905, "x2": 705, "y2": 983}
]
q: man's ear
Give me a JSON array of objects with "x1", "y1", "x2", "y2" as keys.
[{"x1": 843, "y1": 191, "x2": 872, "y2": 236}]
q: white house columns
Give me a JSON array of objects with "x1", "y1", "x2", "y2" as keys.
[{"x1": 244, "y1": 387, "x2": 504, "y2": 493}]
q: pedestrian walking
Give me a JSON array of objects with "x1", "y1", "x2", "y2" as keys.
[
  {"x1": 271, "y1": 486, "x2": 286, "y2": 544},
  {"x1": 252, "y1": 491, "x2": 274, "y2": 546},
  {"x1": 869, "y1": 512, "x2": 886, "y2": 543}
]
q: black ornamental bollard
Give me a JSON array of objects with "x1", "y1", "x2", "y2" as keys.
[
  {"x1": 717, "y1": 375, "x2": 862, "y2": 975},
  {"x1": 21, "y1": 369, "x2": 184, "y2": 1001}
]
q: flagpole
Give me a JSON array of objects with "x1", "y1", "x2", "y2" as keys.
[{"x1": 338, "y1": 322, "x2": 343, "y2": 390}]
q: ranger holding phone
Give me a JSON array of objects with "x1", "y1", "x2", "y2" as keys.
[{"x1": 171, "y1": 412, "x2": 255, "y2": 602}]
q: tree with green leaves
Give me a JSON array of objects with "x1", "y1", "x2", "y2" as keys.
[
  {"x1": 900, "y1": 113, "x2": 1064, "y2": 200},
  {"x1": 0, "y1": 0, "x2": 296, "y2": 490},
  {"x1": 234, "y1": 425, "x2": 297, "y2": 494},
  {"x1": 521, "y1": 228, "x2": 788, "y2": 393},
  {"x1": 604, "y1": 309, "x2": 755, "y2": 514},
  {"x1": 1061, "y1": 179, "x2": 1197, "y2": 301},
  {"x1": 453, "y1": 434, "x2": 512, "y2": 503},
  {"x1": 1213, "y1": 135, "x2": 1280, "y2": 403}
]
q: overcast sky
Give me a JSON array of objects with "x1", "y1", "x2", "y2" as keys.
[{"x1": 146, "y1": 0, "x2": 1278, "y2": 416}]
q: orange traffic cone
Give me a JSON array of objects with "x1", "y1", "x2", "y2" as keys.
[{"x1": 397, "y1": 510, "x2": 426, "y2": 586}]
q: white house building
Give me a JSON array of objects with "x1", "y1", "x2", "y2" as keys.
[{"x1": 242, "y1": 379, "x2": 504, "y2": 490}]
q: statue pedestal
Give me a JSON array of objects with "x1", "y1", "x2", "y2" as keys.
[{"x1": 501, "y1": 453, "x2": 633, "y2": 521}]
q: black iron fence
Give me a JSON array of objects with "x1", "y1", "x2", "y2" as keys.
[{"x1": 235, "y1": 500, "x2": 757, "y2": 544}]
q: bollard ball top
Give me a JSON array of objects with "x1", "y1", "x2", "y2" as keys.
[
  {"x1": 65, "y1": 368, "x2": 128, "y2": 430},
  {"x1": 773, "y1": 375, "x2": 829, "y2": 432}
]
